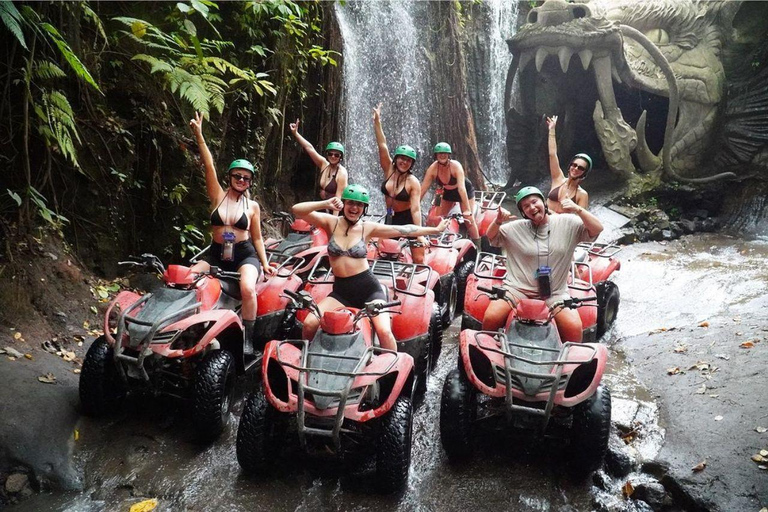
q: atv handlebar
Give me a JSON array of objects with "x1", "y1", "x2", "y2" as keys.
[
  {"x1": 478, "y1": 285, "x2": 597, "y2": 311},
  {"x1": 119, "y1": 253, "x2": 166, "y2": 275},
  {"x1": 353, "y1": 300, "x2": 401, "y2": 323}
]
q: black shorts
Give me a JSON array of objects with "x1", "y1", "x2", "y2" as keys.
[
  {"x1": 390, "y1": 209, "x2": 414, "y2": 225},
  {"x1": 443, "y1": 179, "x2": 475, "y2": 203},
  {"x1": 207, "y1": 241, "x2": 262, "y2": 274},
  {"x1": 329, "y1": 269, "x2": 387, "y2": 309}
]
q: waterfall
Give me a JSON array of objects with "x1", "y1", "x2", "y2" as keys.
[
  {"x1": 334, "y1": 0, "x2": 431, "y2": 215},
  {"x1": 334, "y1": 0, "x2": 519, "y2": 214}
]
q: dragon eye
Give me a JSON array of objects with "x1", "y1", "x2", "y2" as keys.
[{"x1": 644, "y1": 28, "x2": 670, "y2": 44}]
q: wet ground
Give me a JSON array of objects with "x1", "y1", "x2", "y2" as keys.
[{"x1": 6, "y1": 233, "x2": 768, "y2": 511}]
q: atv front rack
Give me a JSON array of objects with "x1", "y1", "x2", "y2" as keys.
[
  {"x1": 275, "y1": 339, "x2": 398, "y2": 450},
  {"x1": 474, "y1": 190, "x2": 507, "y2": 211},
  {"x1": 577, "y1": 241, "x2": 621, "y2": 258},
  {"x1": 265, "y1": 251, "x2": 306, "y2": 278},
  {"x1": 113, "y1": 292, "x2": 201, "y2": 382},
  {"x1": 473, "y1": 330, "x2": 598, "y2": 429},
  {"x1": 307, "y1": 257, "x2": 434, "y2": 297},
  {"x1": 428, "y1": 231, "x2": 461, "y2": 249},
  {"x1": 472, "y1": 251, "x2": 507, "y2": 281}
]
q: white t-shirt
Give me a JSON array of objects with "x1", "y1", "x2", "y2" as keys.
[{"x1": 490, "y1": 214, "x2": 595, "y2": 305}]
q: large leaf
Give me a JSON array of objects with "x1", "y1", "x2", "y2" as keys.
[
  {"x1": 0, "y1": 0, "x2": 27, "y2": 50},
  {"x1": 40, "y1": 23, "x2": 101, "y2": 93}
]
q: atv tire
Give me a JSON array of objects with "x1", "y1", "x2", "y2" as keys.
[
  {"x1": 440, "y1": 272, "x2": 458, "y2": 329},
  {"x1": 192, "y1": 350, "x2": 236, "y2": 442},
  {"x1": 455, "y1": 259, "x2": 475, "y2": 314},
  {"x1": 79, "y1": 336, "x2": 126, "y2": 416},
  {"x1": 596, "y1": 281, "x2": 620, "y2": 339},
  {"x1": 376, "y1": 396, "x2": 413, "y2": 493},
  {"x1": 428, "y1": 302, "x2": 443, "y2": 371},
  {"x1": 236, "y1": 387, "x2": 287, "y2": 473},
  {"x1": 439, "y1": 368, "x2": 476, "y2": 462},
  {"x1": 569, "y1": 385, "x2": 612, "y2": 475}
]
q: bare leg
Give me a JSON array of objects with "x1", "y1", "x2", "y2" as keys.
[
  {"x1": 371, "y1": 311, "x2": 397, "y2": 351},
  {"x1": 482, "y1": 299, "x2": 513, "y2": 331},
  {"x1": 554, "y1": 308, "x2": 583, "y2": 342},
  {"x1": 238, "y1": 264, "x2": 260, "y2": 321}
]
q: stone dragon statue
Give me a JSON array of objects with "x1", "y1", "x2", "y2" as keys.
[{"x1": 504, "y1": 0, "x2": 768, "y2": 192}]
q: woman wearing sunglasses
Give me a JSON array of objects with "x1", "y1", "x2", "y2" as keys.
[
  {"x1": 189, "y1": 112, "x2": 275, "y2": 358},
  {"x1": 289, "y1": 118, "x2": 348, "y2": 203},
  {"x1": 545, "y1": 115, "x2": 591, "y2": 214}
]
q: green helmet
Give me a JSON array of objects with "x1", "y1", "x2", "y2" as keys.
[
  {"x1": 228, "y1": 159, "x2": 255, "y2": 175},
  {"x1": 433, "y1": 142, "x2": 452, "y2": 154},
  {"x1": 325, "y1": 141, "x2": 345, "y2": 155},
  {"x1": 514, "y1": 186, "x2": 546, "y2": 217},
  {"x1": 571, "y1": 153, "x2": 593, "y2": 175},
  {"x1": 393, "y1": 145, "x2": 417, "y2": 161},
  {"x1": 341, "y1": 184, "x2": 370, "y2": 205}
]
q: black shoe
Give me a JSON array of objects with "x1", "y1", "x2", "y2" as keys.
[{"x1": 243, "y1": 319, "x2": 256, "y2": 357}]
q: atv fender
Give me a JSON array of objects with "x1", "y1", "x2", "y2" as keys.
[
  {"x1": 424, "y1": 247, "x2": 459, "y2": 277},
  {"x1": 460, "y1": 329, "x2": 608, "y2": 407},
  {"x1": 155, "y1": 309, "x2": 243, "y2": 358},
  {"x1": 255, "y1": 274, "x2": 303, "y2": 316},
  {"x1": 262, "y1": 340, "x2": 415, "y2": 422},
  {"x1": 391, "y1": 290, "x2": 434, "y2": 340},
  {"x1": 104, "y1": 291, "x2": 144, "y2": 342},
  {"x1": 462, "y1": 273, "x2": 492, "y2": 326},
  {"x1": 293, "y1": 246, "x2": 326, "y2": 274},
  {"x1": 452, "y1": 238, "x2": 475, "y2": 263}
]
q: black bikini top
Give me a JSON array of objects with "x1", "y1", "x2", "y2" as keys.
[
  {"x1": 210, "y1": 195, "x2": 249, "y2": 231},
  {"x1": 380, "y1": 172, "x2": 410, "y2": 202},
  {"x1": 327, "y1": 220, "x2": 367, "y2": 258}
]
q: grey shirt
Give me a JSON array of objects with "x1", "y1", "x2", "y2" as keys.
[{"x1": 490, "y1": 213, "x2": 596, "y2": 306}]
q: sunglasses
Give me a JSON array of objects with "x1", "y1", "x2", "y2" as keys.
[
  {"x1": 327, "y1": 152, "x2": 342, "y2": 158},
  {"x1": 230, "y1": 173, "x2": 252, "y2": 183},
  {"x1": 569, "y1": 162, "x2": 587, "y2": 173}
]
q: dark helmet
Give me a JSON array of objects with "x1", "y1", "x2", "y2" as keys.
[{"x1": 514, "y1": 186, "x2": 547, "y2": 219}]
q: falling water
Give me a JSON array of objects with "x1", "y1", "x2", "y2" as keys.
[
  {"x1": 334, "y1": 0, "x2": 431, "y2": 214},
  {"x1": 334, "y1": 0, "x2": 518, "y2": 208}
]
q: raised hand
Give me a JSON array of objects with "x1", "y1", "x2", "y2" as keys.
[
  {"x1": 189, "y1": 111, "x2": 204, "y2": 137},
  {"x1": 289, "y1": 118, "x2": 299, "y2": 134},
  {"x1": 327, "y1": 197, "x2": 343, "y2": 212},
  {"x1": 372, "y1": 102, "x2": 382, "y2": 122},
  {"x1": 496, "y1": 207, "x2": 513, "y2": 224},
  {"x1": 560, "y1": 198, "x2": 582, "y2": 214},
  {"x1": 546, "y1": 115, "x2": 558, "y2": 131},
  {"x1": 436, "y1": 217, "x2": 450, "y2": 232}
]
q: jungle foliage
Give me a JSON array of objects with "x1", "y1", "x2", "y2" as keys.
[{"x1": 0, "y1": 0, "x2": 337, "y2": 269}]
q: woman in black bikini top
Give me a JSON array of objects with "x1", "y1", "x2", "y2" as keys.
[
  {"x1": 289, "y1": 118, "x2": 348, "y2": 204},
  {"x1": 420, "y1": 142, "x2": 481, "y2": 248},
  {"x1": 372, "y1": 103, "x2": 427, "y2": 263},
  {"x1": 188, "y1": 112, "x2": 274, "y2": 358},
  {"x1": 292, "y1": 185, "x2": 448, "y2": 352},
  {"x1": 545, "y1": 115, "x2": 590, "y2": 214}
]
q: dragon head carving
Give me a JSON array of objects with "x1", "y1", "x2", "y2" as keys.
[{"x1": 504, "y1": 0, "x2": 768, "y2": 189}]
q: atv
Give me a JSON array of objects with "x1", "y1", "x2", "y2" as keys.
[
  {"x1": 236, "y1": 290, "x2": 414, "y2": 493},
  {"x1": 263, "y1": 211, "x2": 329, "y2": 278},
  {"x1": 441, "y1": 284, "x2": 611, "y2": 474},
  {"x1": 79, "y1": 251, "x2": 303, "y2": 441},
  {"x1": 297, "y1": 257, "x2": 441, "y2": 391},
  {"x1": 462, "y1": 247, "x2": 621, "y2": 341}
]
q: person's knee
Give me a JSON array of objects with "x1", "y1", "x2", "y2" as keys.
[
  {"x1": 556, "y1": 311, "x2": 583, "y2": 342},
  {"x1": 240, "y1": 282, "x2": 258, "y2": 303},
  {"x1": 482, "y1": 302, "x2": 509, "y2": 331}
]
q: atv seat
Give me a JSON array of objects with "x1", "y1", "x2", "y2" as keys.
[{"x1": 306, "y1": 330, "x2": 370, "y2": 410}]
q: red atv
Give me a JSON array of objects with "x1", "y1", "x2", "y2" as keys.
[
  {"x1": 236, "y1": 290, "x2": 414, "y2": 493},
  {"x1": 441, "y1": 284, "x2": 611, "y2": 473},
  {"x1": 264, "y1": 211, "x2": 329, "y2": 278},
  {"x1": 462, "y1": 245, "x2": 621, "y2": 341},
  {"x1": 295, "y1": 257, "x2": 441, "y2": 392},
  {"x1": 79, "y1": 252, "x2": 304, "y2": 441},
  {"x1": 426, "y1": 189, "x2": 506, "y2": 247}
]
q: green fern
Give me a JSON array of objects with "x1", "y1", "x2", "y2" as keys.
[
  {"x1": 33, "y1": 60, "x2": 67, "y2": 80},
  {"x1": 39, "y1": 22, "x2": 101, "y2": 93},
  {"x1": 0, "y1": 0, "x2": 27, "y2": 50},
  {"x1": 132, "y1": 54, "x2": 174, "y2": 74}
]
